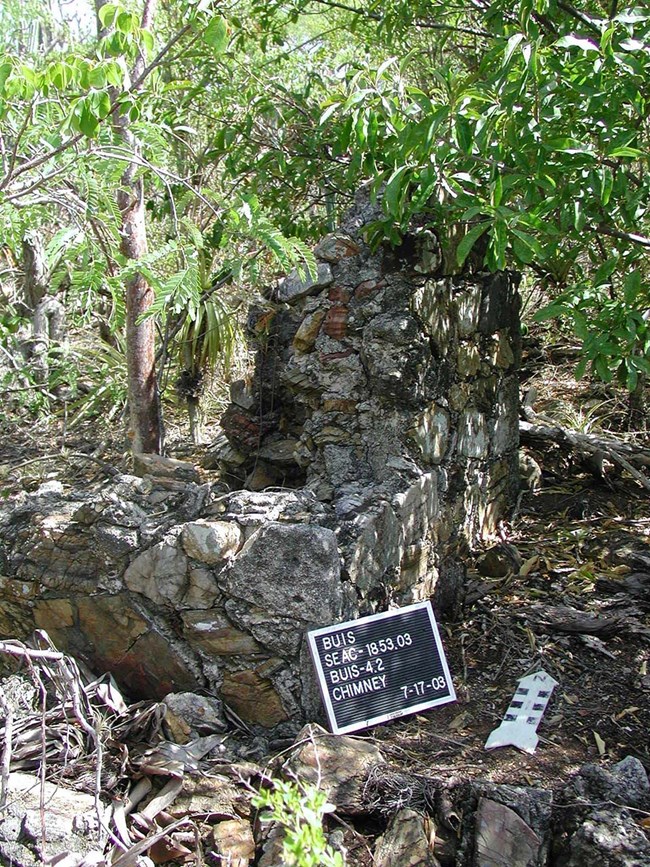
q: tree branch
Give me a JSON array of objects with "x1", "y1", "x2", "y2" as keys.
[
  {"x1": 0, "y1": 19, "x2": 194, "y2": 193},
  {"x1": 597, "y1": 223, "x2": 650, "y2": 248},
  {"x1": 305, "y1": 0, "x2": 492, "y2": 38},
  {"x1": 556, "y1": 0, "x2": 602, "y2": 34},
  {"x1": 0, "y1": 133, "x2": 83, "y2": 193},
  {"x1": 4, "y1": 162, "x2": 76, "y2": 203},
  {"x1": 130, "y1": 23, "x2": 193, "y2": 93}
]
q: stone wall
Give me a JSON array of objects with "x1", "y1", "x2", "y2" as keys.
[
  {"x1": 217, "y1": 192, "x2": 521, "y2": 613},
  {"x1": 0, "y1": 194, "x2": 521, "y2": 732}
]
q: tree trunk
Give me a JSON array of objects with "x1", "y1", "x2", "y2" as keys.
[
  {"x1": 627, "y1": 373, "x2": 647, "y2": 432},
  {"x1": 21, "y1": 232, "x2": 47, "y2": 312},
  {"x1": 118, "y1": 177, "x2": 161, "y2": 453},
  {"x1": 20, "y1": 233, "x2": 66, "y2": 385},
  {"x1": 107, "y1": 0, "x2": 162, "y2": 454}
]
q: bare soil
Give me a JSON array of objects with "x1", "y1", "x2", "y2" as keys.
[{"x1": 371, "y1": 473, "x2": 650, "y2": 787}]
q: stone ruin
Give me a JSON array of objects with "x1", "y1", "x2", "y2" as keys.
[{"x1": 0, "y1": 193, "x2": 521, "y2": 732}]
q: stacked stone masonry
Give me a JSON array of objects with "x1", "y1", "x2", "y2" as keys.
[{"x1": 0, "y1": 194, "x2": 521, "y2": 731}]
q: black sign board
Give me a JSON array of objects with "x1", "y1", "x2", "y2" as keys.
[{"x1": 308, "y1": 601, "x2": 455, "y2": 734}]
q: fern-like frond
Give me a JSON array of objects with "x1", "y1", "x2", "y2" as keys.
[
  {"x1": 288, "y1": 236, "x2": 318, "y2": 282},
  {"x1": 119, "y1": 239, "x2": 179, "y2": 281},
  {"x1": 180, "y1": 216, "x2": 204, "y2": 250},
  {"x1": 141, "y1": 261, "x2": 201, "y2": 322}
]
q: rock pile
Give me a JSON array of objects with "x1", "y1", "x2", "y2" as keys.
[{"x1": 2, "y1": 714, "x2": 647, "y2": 867}]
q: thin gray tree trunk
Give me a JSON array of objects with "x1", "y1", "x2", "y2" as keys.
[
  {"x1": 103, "y1": 0, "x2": 162, "y2": 454},
  {"x1": 20, "y1": 233, "x2": 66, "y2": 385}
]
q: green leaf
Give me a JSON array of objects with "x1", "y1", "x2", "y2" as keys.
[
  {"x1": 141, "y1": 29, "x2": 155, "y2": 55},
  {"x1": 627, "y1": 364, "x2": 638, "y2": 392},
  {"x1": 600, "y1": 168, "x2": 613, "y2": 205},
  {"x1": 116, "y1": 11, "x2": 137, "y2": 33},
  {"x1": 511, "y1": 228, "x2": 543, "y2": 258},
  {"x1": 575, "y1": 357, "x2": 588, "y2": 379},
  {"x1": 607, "y1": 145, "x2": 645, "y2": 158},
  {"x1": 512, "y1": 235, "x2": 534, "y2": 264},
  {"x1": 319, "y1": 102, "x2": 340, "y2": 125},
  {"x1": 383, "y1": 165, "x2": 410, "y2": 217},
  {"x1": 488, "y1": 221, "x2": 507, "y2": 270},
  {"x1": 533, "y1": 301, "x2": 567, "y2": 322},
  {"x1": 455, "y1": 114, "x2": 473, "y2": 154},
  {"x1": 593, "y1": 257, "x2": 618, "y2": 286},
  {"x1": 456, "y1": 222, "x2": 489, "y2": 267},
  {"x1": 203, "y1": 16, "x2": 228, "y2": 53},
  {"x1": 94, "y1": 91, "x2": 111, "y2": 119},
  {"x1": 98, "y1": 3, "x2": 119, "y2": 28},
  {"x1": 624, "y1": 270, "x2": 642, "y2": 304},
  {"x1": 105, "y1": 61, "x2": 123, "y2": 87},
  {"x1": 491, "y1": 173, "x2": 503, "y2": 207},
  {"x1": 88, "y1": 66, "x2": 107, "y2": 88},
  {"x1": 556, "y1": 35, "x2": 599, "y2": 53},
  {"x1": 595, "y1": 355, "x2": 612, "y2": 382},
  {"x1": 376, "y1": 57, "x2": 398, "y2": 79},
  {"x1": 503, "y1": 33, "x2": 525, "y2": 68},
  {"x1": 78, "y1": 104, "x2": 99, "y2": 137},
  {"x1": 573, "y1": 200, "x2": 586, "y2": 231},
  {"x1": 461, "y1": 206, "x2": 485, "y2": 220}
]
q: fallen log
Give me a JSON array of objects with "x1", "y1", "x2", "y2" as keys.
[{"x1": 519, "y1": 417, "x2": 650, "y2": 491}]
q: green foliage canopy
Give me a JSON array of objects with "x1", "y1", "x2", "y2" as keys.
[
  {"x1": 0, "y1": 0, "x2": 648, "y2": 425},
  {"x1": 295, "y1": 0, "x2": 650, "y2": 389}
]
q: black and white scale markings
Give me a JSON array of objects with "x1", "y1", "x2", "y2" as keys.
[{"x1": 484, "y1": 670, "x2": 559, "y2": 753}]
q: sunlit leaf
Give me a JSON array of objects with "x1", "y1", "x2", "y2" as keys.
[{"x1": 456, "y1": 222, "x2": 489, "y2": 267}]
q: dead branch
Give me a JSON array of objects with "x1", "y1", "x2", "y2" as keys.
[
  {"x1": 0, "y1": 640, "x2": 68, "y2": 661},
  {"x1": 518, "y1": 604, "x2": 650, "y2": 639},
  {"x1": 519, "y1": 418, "x2": 650, "y2": 491},
  {"x1": 0, "y1": 692, "x2": 12, "y2": 809}
]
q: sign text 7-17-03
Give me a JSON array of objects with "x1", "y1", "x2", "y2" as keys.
[{"x1": 307, "y1": 601, "x2": 456, "y2": 735}]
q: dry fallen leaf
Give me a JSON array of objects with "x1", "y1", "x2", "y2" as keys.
[
  {"x1": 519, "y1": 556, "x2": 539, "y2": 577},
  {"x1": 449, "y1": 712, "x2": 470, "y2": 731},
  {"x1": 593, "y1": 731, "x2": 606, "y2": 756},
  {"x1": 615, "y1": 707, "x2": 640, "y2": 720}
]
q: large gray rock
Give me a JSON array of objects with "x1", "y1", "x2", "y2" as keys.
[
  {"x1": 346, "y1": 502, "x2": 402, "y2": 594},
  {"x1": 167, "y1": 774, "x2": 250, "y2": 819},
  {"x1": 314, "y1": 233, "x2": 360, "y2": 263},
  {"x1": 220, "y1": 523, "x2": 342, "y2": 623},
  {"x1": 566, "y1": 809, "x2": 650, "y2": 867},
  {"x1": 223, "y1": 599, "x2": 305, "y2": 657},
  {"x1": 163, "y1": 691, "x2": 226, "y2": 742},
  {"x1": 33, "y1": 592, "x2": 203, "y2": 699},
  {"x1": 182, "y1": 608, "x2": 263, "y2": 656},
  {"x1": 473, "y1": 797, "x2": 543, "y2": 867},
  {"x1": 1, "y1": 772, "x2": 103, "y2": 863},
  {"x1": 219, "y1": 490, "x2": 328, "y2": 525},
  {"x1": 473, "y1": 783, "x2": 552, "y2": 846},
  {"x1": 374, "y1": 809, "x2": 440, "y2": 867},
  {"x1": 565, "y1": 757, "x2": 650, "y2": 809},
  {"x1": 557, "y1": 757, "x2": 650, "y2": 865},
  {"x1": 285, "y1": 723, "x2": 385, "y2": 813},
  {"x1": 124, "y1": 535, "x2": 188, "y2": 607},
  {"x1": 181, "y1": 519, "x2": 243, "y2": 565},
  {"x1": 211, "y1": 818, "x2": 256, "y2": 867},
  {"x1": 277, "y1": 263, "x2": 334, "y2": 303}
]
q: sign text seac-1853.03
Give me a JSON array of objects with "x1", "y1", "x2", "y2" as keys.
[{"x1": 308, "y1": 601, "x2": 456, "y2": 735}]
